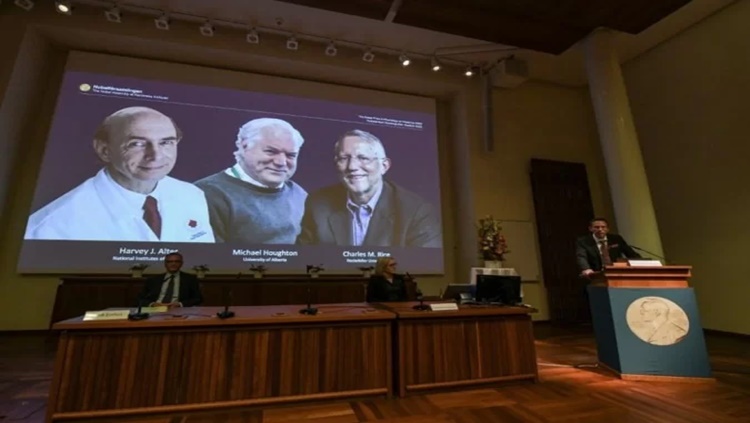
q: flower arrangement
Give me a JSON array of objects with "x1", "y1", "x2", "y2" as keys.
[
  {"x1": 306, "y1": 264, "x2": 324, "y2": 274},
  {"x1": 477, "y1": 215, "x2": 510, "y2": 261},
  {"x1": 129, "y1": 263, "x2": 148, "y2": 278},
  {"x1": 249, "y1": 264, "x2": 267, "y2": 273},
  {"x1": 192, "y1": 264, "x2": 210, "y2": 272}
]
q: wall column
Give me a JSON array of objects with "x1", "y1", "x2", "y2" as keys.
[{"x1": 584, "y1": 28, "x2": 664, "y2": 257}]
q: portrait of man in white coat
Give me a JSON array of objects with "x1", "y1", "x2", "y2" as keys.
[{"x1": 24, "y1": 106, "x2": 214, "y2": 242}]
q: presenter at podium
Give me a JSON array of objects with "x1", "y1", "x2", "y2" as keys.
[
  {"x1": 137, "y1": 252, "x2": 203, "y2": 308},
  {"x1": 576, "y1": 217, "x2": 640, "y2": 277},
  {"x1": 366, "y1": 257, "x2": 408, "y2": 302}
]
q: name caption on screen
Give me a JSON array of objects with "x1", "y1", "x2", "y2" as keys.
[
  {"x1": 112, "y1": 247, "x2": 179, "y2": 262},
  {"x1": 343, "y1": 250, "x2": 390, "y2": 264},
  {"x1": 233, "y1": 249, "x2": 299, "y2": 263}
]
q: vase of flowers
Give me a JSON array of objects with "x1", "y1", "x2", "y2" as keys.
[
  {"x1": 477, "y1": 215, "x2": 510, "y2": 267},
  {"x1": 359, "y1": 266, "x2": 374, "y2": 278},
  {"x1": 192, "y1": 264, "x2": 209, "y2": 279},
  {"x1": 249, "y1": 265, "x2": 267, "y2": 278},
  {"x1": 306, "y1": 264, "x2": 324, "y2": 278},
  {"x1": 129, "y1": 263, "x2": 148, "y2": 278}
]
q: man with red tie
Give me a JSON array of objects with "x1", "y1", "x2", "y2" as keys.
[
  {"x1": 137, "y1": 252, "x2": 203, "y2": 308},
  {"x1": 576, "y1": 217, "x2": 640, "y2": 277},
  {"x1": 24, "y1": 106, "x2": 214, "y2": 242}
]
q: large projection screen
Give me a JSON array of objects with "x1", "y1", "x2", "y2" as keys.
[{"x1": 18, "y1": 52, "x2": 444, "y2": 274}]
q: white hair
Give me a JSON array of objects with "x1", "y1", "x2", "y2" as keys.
[{"x1": 234, "y1": 118, "x2": 304, "y2": 161}]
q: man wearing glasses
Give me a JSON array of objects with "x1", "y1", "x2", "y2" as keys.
[
  {"x1": 297, "y1": 129, "x2": 441, "y2": 247},
  {"x1": 136, "y1": 252, "x2": 203, "y2": 308}
]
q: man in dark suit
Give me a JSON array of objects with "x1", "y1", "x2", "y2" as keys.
[
  {"x1": 136, "y1": 252, "x2": 203, "y2": 307},
  {"x1": 297, "y1": 129, "x2": 441, "y2": 247},
  {"x1": 576, "y1": 217, "x2": 640, "y2": 277}
]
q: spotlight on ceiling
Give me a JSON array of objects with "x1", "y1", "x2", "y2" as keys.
[
  {"x1": 55, "y1": 0, "x2": 72, "y2": 15},
  {"x1": 14, "y1": 0, "x2": 35, "y2": 11},
  {"x1": 464, "y1": 66, "x2": 474, "y2": 77},
  {"x1": 199, "y1": 21, "x2": 215, "y2": 37},
  {"x1": 286, "y1": 36, "x2": 299, "y2": 51},
  {"x1": 104, "y1": 7, "x2": 122, "y2": 23},
  {"x1": 246, "y1": 28, "x2": 260, "y2": 44},
  {"x1": 325, "y1": 41, "x2": 337, "y2": 57},
  {"x1": 154, "y1": 13, "x2": 170, "y2": 30},
  {"x1": 362, "y1": 49, "x2": 375, "y2": 63},
  {"x1": 431, "y1": 57, "x2": 441, "y2": 72},
  {"x1": 399, "y1": 53, "x2": 410, "y2": 67}
]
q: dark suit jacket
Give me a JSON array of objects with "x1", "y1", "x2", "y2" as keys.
[
  {"x1": 575, "y1": 234, "x2": 641, "y2": 272},
  {"x1": 136, "y1": 271, "x2": 203, "y2": 307},
  {"x1": 297, "y1": 180, "x2": 442, "y2": 247},
  {"x1": 366, "y1": 274, "x2": 409, "y2": 302}
]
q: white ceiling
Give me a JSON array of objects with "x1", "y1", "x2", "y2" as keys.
[{"x1": 85, "y1": 0, "x2": 737, "y2": 86}]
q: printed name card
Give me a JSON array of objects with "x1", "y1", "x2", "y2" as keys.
[
  {"x1": 139, "y1": 306, "x2": 168, "y2": 313},
  {"x1": 628, "y1": 260, "x2": 663, "y2": 267},
  {"x1": 83, "y1": 310, "x2": 130, "y2": 321},
  {"x1": 429, "y1": 303, "x2": 459, "y2": 311}
]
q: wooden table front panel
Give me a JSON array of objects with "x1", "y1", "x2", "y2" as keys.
[
  {"x1": 51, "y1": 319, "x2": 391, "y2": 418},
  {"x1": 397, "y1": 312, "x2": 537, "y2": 395}
]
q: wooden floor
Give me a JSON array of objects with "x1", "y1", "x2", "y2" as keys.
[{"x1": 1, "y1": 324, "x2": 748, "y2": 423}]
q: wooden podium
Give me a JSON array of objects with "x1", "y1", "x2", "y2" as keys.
[{"x1": 588, "y1": 264, "x2": 712, "y2": 381}]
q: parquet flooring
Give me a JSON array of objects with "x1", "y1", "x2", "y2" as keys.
[{"x1": 1, "y1": 325, "x2": 748, "y2": 422}]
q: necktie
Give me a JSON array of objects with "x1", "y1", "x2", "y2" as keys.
[
  {"x1": 142, "y1": 196, "x2": 162, "y2": 239},
  {"x1": 599, "y1": 240, "x2": 613, "y2": 266},
  {"x1": 161, "y1": 274, "x2": 175, "y2": 303}
]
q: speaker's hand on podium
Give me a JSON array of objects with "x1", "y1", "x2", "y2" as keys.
[{"x1": 581, "y1": 269, "x2": 595, "y2": 277}]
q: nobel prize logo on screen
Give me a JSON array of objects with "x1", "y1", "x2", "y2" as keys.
[{"x1": 80, "y1": 83, "x2": 169, "y2": 101}]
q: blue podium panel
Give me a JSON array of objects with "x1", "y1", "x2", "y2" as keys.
[{"x1": 588, "y1": 286, "x2": 711, "y2": 378}]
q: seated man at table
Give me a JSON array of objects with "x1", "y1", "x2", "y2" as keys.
[
  {"x1": 136, "y1": 252, "x2": 202, "y2": 308},
  {"x1": 366, "y1": 257, "x2": 409, "y2": 302}
]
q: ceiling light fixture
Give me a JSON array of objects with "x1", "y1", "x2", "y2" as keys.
[
  {"x1": 286, "y1": 36, "x2": 299, "y2": 51},
  {"x1": 464, "y1": 66, "x2": 474, "y2": 77},
  {"x1": 199, "y1": 21, "x2": 215, "y2": 37},
  {"x1": 154, "y1": 13, "x2": 169, "y2": 30},
  {"x1": 431, "y1": 57, "x2": 441, "y2": 72},
  {"x1": 246, "y1": 28, "x2": 260, "y2": 44},
  {"x1": 362, "y1": 49, "x2": 375, "y2": 63},
  {"x1": 399, "y1": 53, "x2": 410, "y2": 67},
  {"x1": 55, "y1": 0, "x2": 72, "y2": 15},
  {"x1": 325, "y1": 41, "x2": 337, "y2": 57},
  {"x1": 104, "y1": 6, "x2": 122, "y2": 23},
  {"x1": 14, "y1": 0, "x2": 34, "y2": 11}
]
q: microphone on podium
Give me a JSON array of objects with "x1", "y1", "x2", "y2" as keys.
[{"x1": 630, "y1": 245, "x2": 668, "y2": 263}]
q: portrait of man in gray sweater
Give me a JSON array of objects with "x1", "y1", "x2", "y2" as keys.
[{"x1": 195, "y1": 118, "x2": 307, "y2": 243}]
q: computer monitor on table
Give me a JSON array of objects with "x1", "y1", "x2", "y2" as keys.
[{"x1": 475, "y1": 275, "x2": 522, "y2": 305}]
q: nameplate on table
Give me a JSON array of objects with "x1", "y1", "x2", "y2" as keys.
[
  {"x1": 429, "y1": 303, "x2": 459, "y2": 311},
  {"x1": 139, "y1": 306, "x2": 168, "y2": 313},
  {"x1": 628, "y1": 259, "x2": 663, "y2": 267},
  {"x1": 83, "y1": 310, "x2": 130, "y2": 321}
]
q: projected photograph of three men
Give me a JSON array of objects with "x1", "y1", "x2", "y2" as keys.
[{"x1": 18, "y1": 70, "x2": 444, "y2": 274}]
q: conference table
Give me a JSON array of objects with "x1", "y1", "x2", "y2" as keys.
[{"x1": 47, "y1": 302, "x2": 537, "y2": 421}]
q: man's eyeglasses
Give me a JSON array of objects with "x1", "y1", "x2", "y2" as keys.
[
  {"x1": 165, "y1": 260, "x2": 182, "y2": 263},
  {"x1": 335, "y1": 155, "x2": 383, "y2": 166}
]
